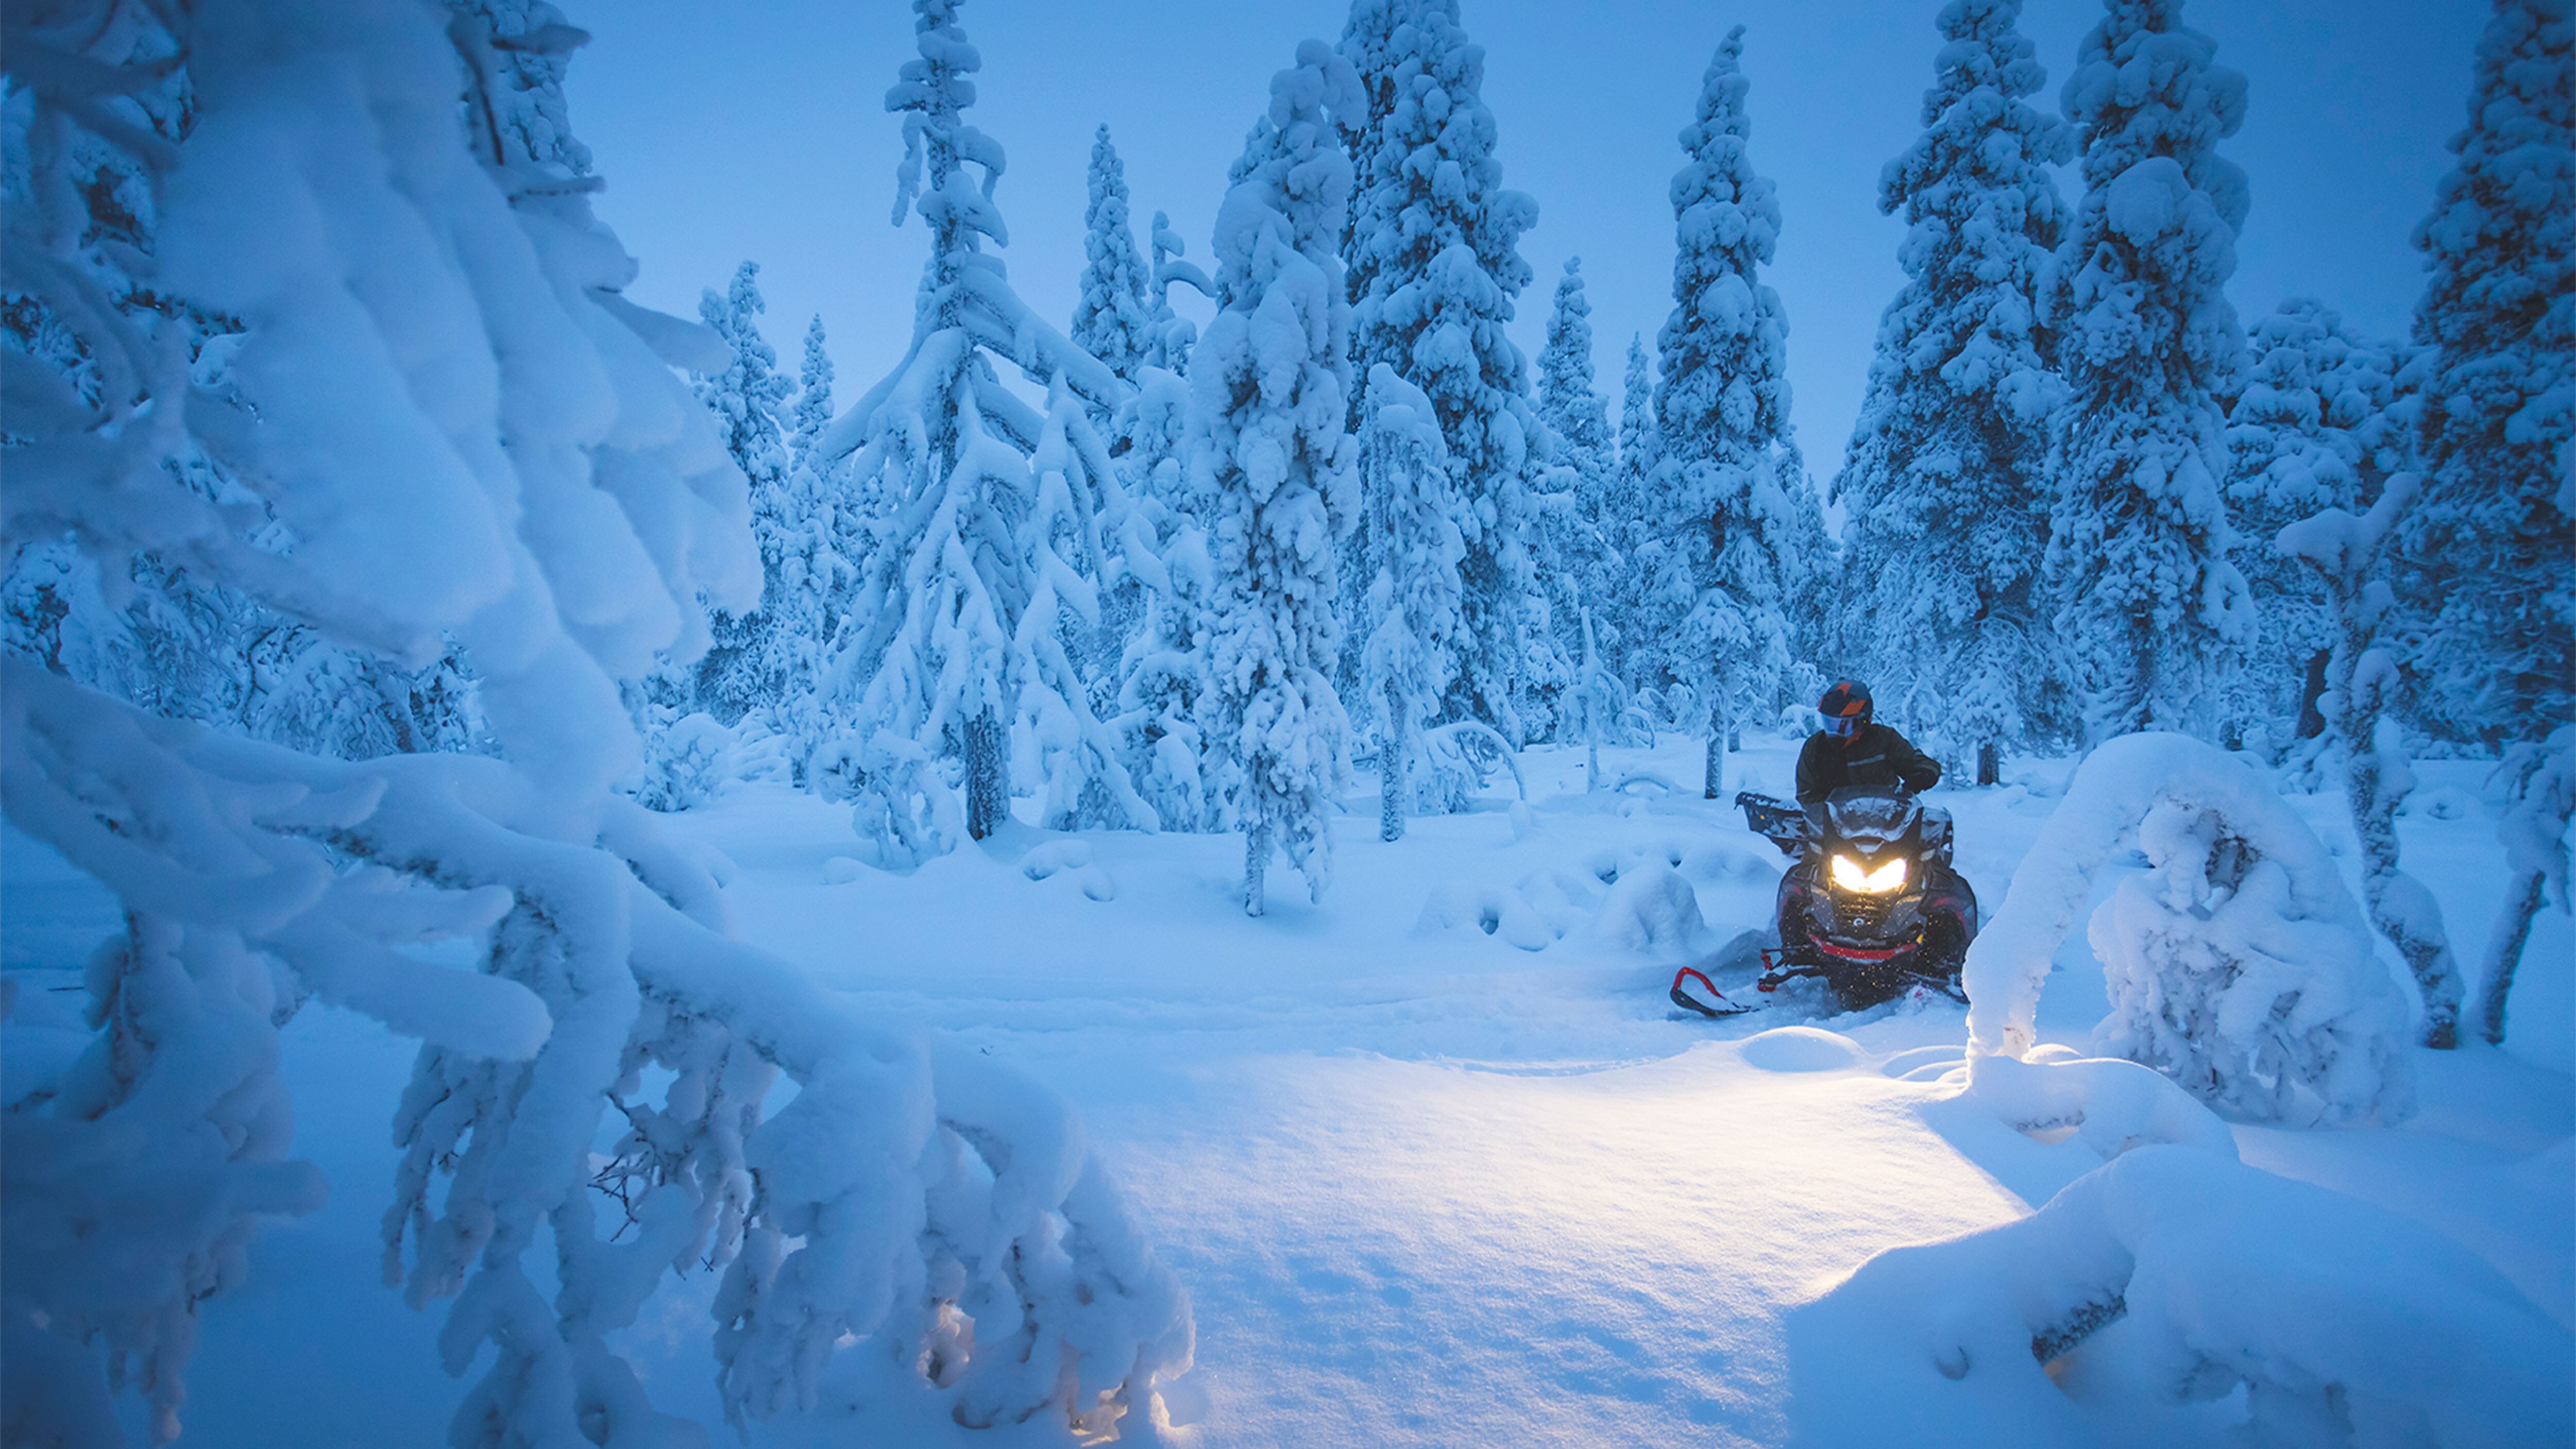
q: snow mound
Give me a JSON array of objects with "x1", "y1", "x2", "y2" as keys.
[
  {"x1": 1787, "y1": 1145, "x2": 2574, "y2": 1449},
  {"x1": 1587, "y1": 860, "x2": 1710, "y2": 954},
  {"x1": 1738, "y1": 1026, "x2": 1867, "y2": 1073}
]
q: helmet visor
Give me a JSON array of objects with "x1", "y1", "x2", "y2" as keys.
[{"x1": 1823, "y1": 711, "x2": 1863, "y2": 739}]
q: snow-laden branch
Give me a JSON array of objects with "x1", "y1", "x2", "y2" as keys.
[{"x1": 5, "y1": 657, "x2": 1195, "y2": 1441}]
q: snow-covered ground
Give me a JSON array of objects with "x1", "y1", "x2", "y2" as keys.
[{"x1": 9, "y1": 734, "x2": 2567, "y2": 1447}]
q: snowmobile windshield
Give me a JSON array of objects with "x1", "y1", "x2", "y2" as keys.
[{"x1": 1822, "y1": 791, "x2": 1919, "y2": 849}]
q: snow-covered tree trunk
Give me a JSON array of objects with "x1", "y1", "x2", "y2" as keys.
[
  {"x1": 1194, "y1": 40, "x2": 1364, "y2": 916},
  {"x1": 2396, "y1": 0, "x2": 2573, "y2": 749},
  {"x1": 2280, "y1": 475, "x2": 2467, "y2": 1048},
  {"x1": 2045, "y1": 0, "x2": 2256, "y2": 742},
  {"x1": 2477, "y1": 729, "x2": 2572, "y2": 1045},
  {"x1": 1835, "y1": 0, "x2": 2073, "y2": 770}
]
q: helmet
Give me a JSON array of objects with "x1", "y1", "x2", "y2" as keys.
[{"x1": 1820, "y1": 679, "x2": 1872, "y2": 739}]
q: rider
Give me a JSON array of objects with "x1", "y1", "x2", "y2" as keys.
[
  {"x1": 1776, "y1": 680, "x2": 1975, "y2": 995},
  {"x1": 1795, "y1": 679, "x2": 1940, "y2": 805}
]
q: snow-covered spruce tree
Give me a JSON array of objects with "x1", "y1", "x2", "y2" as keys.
[
  {"x1": 2220, "y1": 300, "x2": 2409, "y2": 748},
  {"x1": 687, "y1": 259, "x2": 794, "y2": 728},
  {"x1": 2396, "y1": 0, "x2": 2573, "y2": 747},
  {"x1": 819, "y1": 0, "x2": 1150, "y2": 846},
  {"x1": 2280, "y1": 476, "x2": 2469, "y2": 1047},
  {"x1": 2045, "y1": 0, "x2": 2256, "y2": 742},
  {"x1": 761, "y1": 312, "x2": 865, "y2": 780},
  {"x1": 1073, "y1": 124, "x2": 1154, "y2": 390},
  {"x1": 2479, "y1": 727, "x2": 2574, "y2": 1045},
  {"x1": 0, "y1": 2, "x2": 1191, "y2": 1441},
  {"x1": 1609, "y1": 333, "x2": 1660, "y2": 690},
  {"x1": 1533, "y1": 257, "x2": 1621, "y2": 690},
  {"x1": 1835, "y1": 0, "x2": 2073, "y2": 782},
  {"x1": 1337, "y1": 0, "x2": 1564, "y2": 743},
  {"x1": 1645, "y1": 27, "x2": 1808, "y2": 796},
  {"x1": 1359, "y1": 364, "x2": 1466, "y2": 841},
  {"x1": 1194, "y1": 39, "x2": 1365, "y2": 915}
]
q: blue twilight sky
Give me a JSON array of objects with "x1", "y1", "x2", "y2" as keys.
[{"x1": 570, "y1": 0, "x2": 2489, "y2": 486}]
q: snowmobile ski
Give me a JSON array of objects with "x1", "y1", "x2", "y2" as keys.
[{"x1": 1668, "y1": 966, "x2": 1757, "y2": 1018}]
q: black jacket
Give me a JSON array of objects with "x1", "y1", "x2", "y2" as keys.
[{"x1": 1795, "y1": 723, "x2": 1941, "y2": 805}]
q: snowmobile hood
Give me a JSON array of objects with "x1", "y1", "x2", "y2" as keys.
[{"x1": 1815, "y1": 789, "x2": 1922, "y2": 854}]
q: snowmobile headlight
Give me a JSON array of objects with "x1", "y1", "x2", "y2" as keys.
[{"x1": 1830, "y1": 854, "x2": 1908, "y2": 894}]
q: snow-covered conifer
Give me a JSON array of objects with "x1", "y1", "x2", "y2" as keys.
[
  {"x1": 1073, "y1": 124, "x2": 1154, "y2": 389},
  {"x1": 2220, "y1": 300, "x2": 2408, "y2": 746},
  {"x1": 2281, "y1": 476, "x2": 2469, "y2": 1047},
  {"x1": 687, "y1": 260, "x2": 794, "y2": 728},
  {"x1": 1643, "y1": 28, "x2": 1808, "y2": 795},
  {"x1": 821, "y1": 0, "x2": 1147, "y2": 844},
  {"x1": 1835, "y1": 0, "x2": 2073, "y2": 779},
  {"x1": 2396, "y1": 0, "x2": 2573, "y2": 745},
  {"x1": 1359, "y1": 364, "x2": 1466, "y2": 841},
  {"x1": 1534, "y1": 258, "x2": 1620, "y2": 685},
  {"x1": 1192, "y1": 39, "x2": 1364, "y2": 914},
  {"x1": 751, "y1": 313, "x2": 863, "y2": 780},
  {"x1": 2045, "y1": 0, "x2": 2256, "y2": 742},
  {"x1": 1337, "y1": 0, "x2": 1563, "y2": 743},
  {"x1": 1608, "y1": 334, "x2": 1659, "y2": 686}
]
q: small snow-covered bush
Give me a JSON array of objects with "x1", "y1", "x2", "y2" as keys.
[
  {"x1": 816, "y1": 731, "x2": 964, "y2": 871},
  {"x1": 1964, "y1": 734, "x2": 2410, "y2": 1126},
  {"x1": 634, "y1": 710, "x2": 736, "y2": 812}
]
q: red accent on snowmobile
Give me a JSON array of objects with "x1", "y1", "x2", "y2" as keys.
[{"x1": 1812, "y1": 938, "x2": 1911, "y2": 963}]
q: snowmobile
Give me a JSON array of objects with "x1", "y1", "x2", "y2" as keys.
[{"x1": 1669, "y1": 788, "x2": 1979, "y2": 1019}]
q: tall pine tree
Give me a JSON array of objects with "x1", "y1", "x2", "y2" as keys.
[
  {"x1": 1073, "y1": 124, "x2": 1153, "y2": 389},
  {"x1": 1835, "y1": 0, "x2": 2073, "y2": 782},
  {"x1": 2045, "y1": 0, "x2": 2255, "y2": 742},
  {"x1": 1646, "y1": 28, "x2": 1807, "y2": 796},
  {"x1": 1194, "y1": 39, "x2": 1364, "y2": 915},
  {"x1": 1534, "y1": 258, "x2": 1620, "y2": 683},
  {"x1": 1337, "y1": 0, "x2": 1563, "y2": 744},
  {"x1": 690, "y1": 260, "x2": 794, "y2": 726},
  {"x1": 2397, "y1": 0, "x2": 2572, "y2": 746}
]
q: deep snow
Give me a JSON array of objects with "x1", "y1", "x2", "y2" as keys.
[{"x1": 8, "y1": 733, "x2": 2567, "y2": 1446}]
